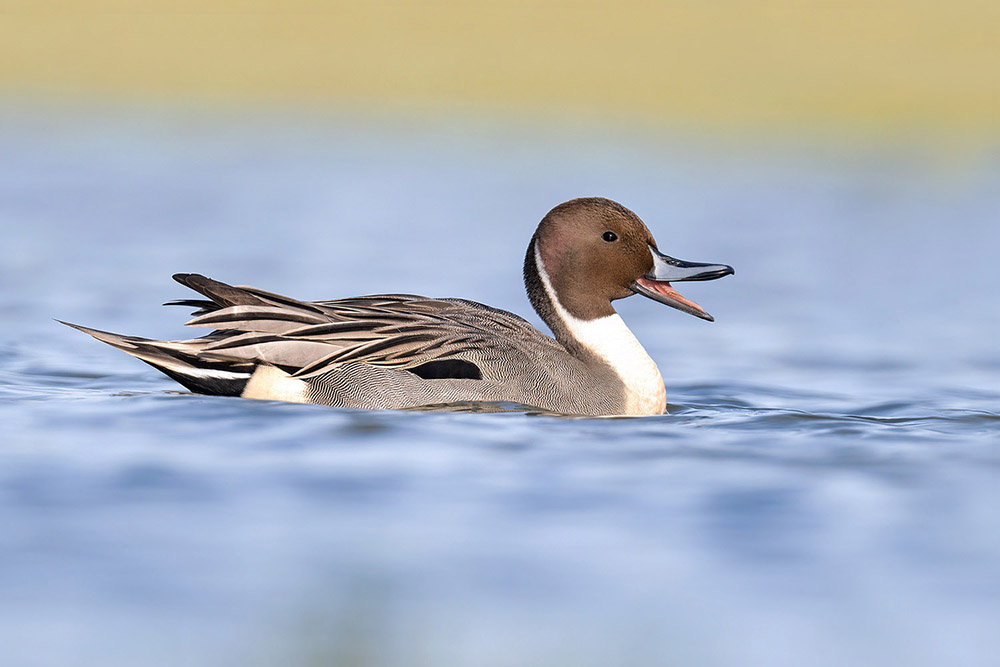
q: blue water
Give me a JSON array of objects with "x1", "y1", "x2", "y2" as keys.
[{"x1": 1, "y1": 105, "x2": 998, "y2": 666}]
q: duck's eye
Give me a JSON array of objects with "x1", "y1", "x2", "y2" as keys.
[{"x1": 602, "y1": 231, "x2": 618, "y2": 242}]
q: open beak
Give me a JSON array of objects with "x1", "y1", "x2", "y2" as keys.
[{"x1": 631, "y1": 245, "x2": 734, "y2": 321}]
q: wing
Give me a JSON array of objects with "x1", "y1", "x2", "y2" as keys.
[{"x1": 169, "y1": 274, "x2": 557, "y2": 382}]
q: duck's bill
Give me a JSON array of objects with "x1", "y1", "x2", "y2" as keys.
[{"x1": 631, "y1": 246, "x2": 734, "y2": 321}]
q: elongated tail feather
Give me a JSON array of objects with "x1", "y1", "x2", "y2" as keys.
[{"x1": 58, "y1": 320, "x2": 252, "y2": 396}]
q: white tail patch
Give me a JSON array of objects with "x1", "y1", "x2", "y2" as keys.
[
  {"x1": 535, "y1": 246, "x2": 666, "y2": 416},
  {"x1": 241, "y1": 365, "x2": 309, "y2": 404}
]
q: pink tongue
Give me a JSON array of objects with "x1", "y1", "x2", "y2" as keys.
[{"x1": 637, "y1": 277, "x2": 708, "y2": 315}]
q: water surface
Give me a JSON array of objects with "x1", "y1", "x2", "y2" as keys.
[{"x1": 1, "y1": 106, "x2": 998, "y2": 666}]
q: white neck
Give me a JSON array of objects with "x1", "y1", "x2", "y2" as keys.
[{"x1": 534, "y1": 246, "x2": 666, "y2": 416}]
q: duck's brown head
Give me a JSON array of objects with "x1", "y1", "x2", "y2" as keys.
[{"x1": 524, "y1": 197, "x2": 733, "y2": 323}]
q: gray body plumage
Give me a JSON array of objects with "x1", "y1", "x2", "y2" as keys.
[{"x1": 67, "y1": 273, "x2": 627, "y2": 415}]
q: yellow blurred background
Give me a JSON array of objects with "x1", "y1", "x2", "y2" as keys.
[{"x1": 2, "y1": 0, "x2": 999, "y2": 139}]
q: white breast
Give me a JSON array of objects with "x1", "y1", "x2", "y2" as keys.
[{"x1": 535, "y1": 247, "x2": 666, "y2": 416}]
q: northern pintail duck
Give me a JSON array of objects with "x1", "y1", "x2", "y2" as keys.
[{"x1": 65, "y1": 198, "x2": 733, "y2": 416}]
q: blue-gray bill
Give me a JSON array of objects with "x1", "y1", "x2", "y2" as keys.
[{"x1": 631, "y1": 245, "x2": 734, "y2": 321}]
